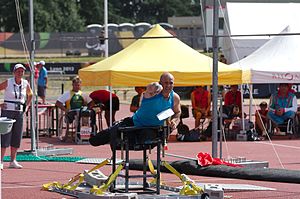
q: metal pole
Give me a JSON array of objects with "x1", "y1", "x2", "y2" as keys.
[
  {"x1": 249, "y1": 84, "x2": 253, "y2": 122},
  {"x1": 219, "y1": 95, "x2": 223, "y2": 159},
  {"x1": 109, "y1": 86, "x2": 112, "y2": 127},
  {"x1": 241, "y1": 85, "x2": 245, "y2": 133},
  {"x1": 29, "y1": 0, "x2": 36, "y2": 152},
  {"x1": 211, "y1": 0, "x2": 219, "y2": 158},
  {"x1": 104, "y1": 0, "x2": 108, "y2": 58},
  {"x1": 104, "y1": 0, "x2": 112, "y2": 126}
]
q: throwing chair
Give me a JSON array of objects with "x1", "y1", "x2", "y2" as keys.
[{"x1": 111, "y1": 126, "x2": 167, "y2": 194}]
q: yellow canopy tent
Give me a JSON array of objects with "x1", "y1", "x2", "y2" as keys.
[{"x1": 79, "y1": 24, "x2": 242, "y2": 86}]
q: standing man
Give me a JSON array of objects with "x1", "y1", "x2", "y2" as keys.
[{"x1": 37, "y1": 60, "x2": 48, "y2": 104}]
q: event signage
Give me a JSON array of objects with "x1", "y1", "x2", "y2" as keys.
[{"x1": 0, "y1": 62, "x2": 82, "y2": 75}]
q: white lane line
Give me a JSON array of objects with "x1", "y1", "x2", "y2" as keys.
[
  {"x1": 3, "y1": 185, "x2": 42, "y2": 189},
  {"x1": 255, "y1": 141, "x2": 300, "y2": 149}
]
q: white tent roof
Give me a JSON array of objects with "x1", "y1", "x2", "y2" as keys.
[
  {"x1": 223, "y1": 2, "x2": 300, "y2": 63},
  {"x1": 231, "y1": 25, "x2": 300, "y2": 84}
]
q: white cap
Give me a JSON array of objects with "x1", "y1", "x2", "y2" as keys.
[
  {"x1": 39, "y1": 60, "x2": 45, "y2": 65},
  {"x1": 13, "y1": 64, "x2": 26, "y2": 71}
]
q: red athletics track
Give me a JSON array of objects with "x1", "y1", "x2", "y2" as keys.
[{"x1": 2, "y1": 104, "x2": 300, "y2": 199}]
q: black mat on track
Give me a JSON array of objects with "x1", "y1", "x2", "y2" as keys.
[{"x1": 129, "y1": 159, "x2": 300, "y2": 184}]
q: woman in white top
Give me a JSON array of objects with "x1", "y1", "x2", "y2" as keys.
[{"x1": 0, "y1": 64, "x2": 33, "y2": 169}]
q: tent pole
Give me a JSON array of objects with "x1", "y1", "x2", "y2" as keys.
[
  {"x1": 109, "y1": 86, "x2": 112, "y2": 127},
  {"x1": 211, "y1": 0, "x2": 219, "y2": 158},
  {"x1": 249, "y1": 84, "x2": 253, "y2": 122},
  {"x1": 241, "y1": 85, "x2": 245, "y2": 133}
]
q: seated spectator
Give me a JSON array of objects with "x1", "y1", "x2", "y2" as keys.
[
  {"x1": 130, "y1": 86, "x2": 145, "y2": 113},
  {"x1": 89, "y1": 72, "x2": 181, "y2": 147},
  {"x1": 219, "y1": 54, "x2": 227, "y2": 64},
  {"x1": 224, "y1": 85, "x2": 242, "y2": 118},
  {"x1": 55, "y1": 76, "x2": 94, "y2": 140},
  {"x1": 255, "y1": 101, "x2": 268, "y2": 136},
  {"x1": 89, "y1": 90, "x2": 120, "y2": 127},
  {"x1": 288, "y1": 83, "x2": 295, "y2": 93},
  {"x1": 191, "y1": 86, "x2": 211, "y2": 128},
  {"x1": 267, "y1": 83, "x2": 297, "y2": 133}
]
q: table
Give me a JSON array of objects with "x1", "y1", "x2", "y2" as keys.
[{"x1": 25, "y1": 103, "x2": 59, "y2": 137}]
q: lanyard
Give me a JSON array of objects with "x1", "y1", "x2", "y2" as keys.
[{"x1": 13, "y1": 84, "x2": 22, "y2": 99}]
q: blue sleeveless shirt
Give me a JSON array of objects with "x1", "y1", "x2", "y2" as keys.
[{"x1": 133, "y1": 91, "x2": 174, "y2": 127}]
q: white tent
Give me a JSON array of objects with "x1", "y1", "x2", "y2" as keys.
[
  {"x1": 230, "y1": 25, "x2": 300, "y2": 84},
  {"x1": 223, "y1": 2, "x2": 300, "y2": 64}
]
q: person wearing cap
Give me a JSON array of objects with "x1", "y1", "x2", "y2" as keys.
[
  {"x1": 267, "y1": 83, "x2": 297, "y2": 134},
  {"x1": 0, "y1": 64, "x2": 33, "y2": 169},
  {"x1": 37, "y1": 60, "x2": 48, "y2": 104},
  {"x1": 255, "y1": 101, "x2": 268, "y2": 137}
]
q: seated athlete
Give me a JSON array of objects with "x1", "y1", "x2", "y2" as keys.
[
  {"x1": 55, "y1": 76, "x2": 95, "y2": 141},
  {"x1": 89, "y1": 73, "x2": 181, "y2": 147}
]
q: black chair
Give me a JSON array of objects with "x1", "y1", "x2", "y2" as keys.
[
  {"x1": 268, "y1": 115, "x2": 298, "y2": 137},
  {"x1": 111, "y1": 126, "x2": 167, "y2": 194}
]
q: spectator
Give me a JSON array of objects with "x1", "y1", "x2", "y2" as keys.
[
  {"x1": 255, "y1": 101, "x2": 268, "y2": 136},
  {"x1": 89, "y1": 72, "x2": 181, "y2": 147},
  {"x1": 130, "y1": 86, "x2": 145, "y2": 113},
  {"x1": 191, "y1": 86, "x2": 211, "y2": 128},
  {"x1": 0, "y1": 64, "x2": 33, "y2": 169},
  {"x1": 288, "y1": 83, "x2": 295, "y2": 93},
  {"x1": 224, "y1": 85, "x2": 242, "y2": 118},
  {"x1": 219, "y1": 54, "x2": 227, "y2": 64},
  {"x1": 89, "y1": 90, "x2": 120, "y2": 127},
  {"x1": 99, "y1": 30, "x2": 105, "y2": 57},
  {"x1": 33, "y1": 62, "x2": 38, "y2": 83},
  {"x1": 37, "y1": 60, "x2": 48, "y2": 104},
  {"x1": 267, "y1": 83, "x2": 297, "y2": 134},
  {"x1": 55, "y1": 76, "x2": 93, "y2": 140}
]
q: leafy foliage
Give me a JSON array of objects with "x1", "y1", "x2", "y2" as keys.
[{"x1": 0, "y1": 0, "x2": 201, "y2": 32}]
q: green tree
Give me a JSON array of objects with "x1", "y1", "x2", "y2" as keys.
[
  {"x1": 0, "y1": 0, "x2": 201, "y2": 32},
  {"x1": 78, "y1": 0, "x2": 104, "y2": 25},
  {"x1": 34, "y1": 0, "x2": 85, "y2": 32},
  {"x1": 109, "y1": 0, "x2": 201, "y2": 24},
  {"x1": 0, "y1": 0, "x2": 27, "y2": 32},
  {"x1": 0, "y1": 0, "x2": 85, "y2": 32}
]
